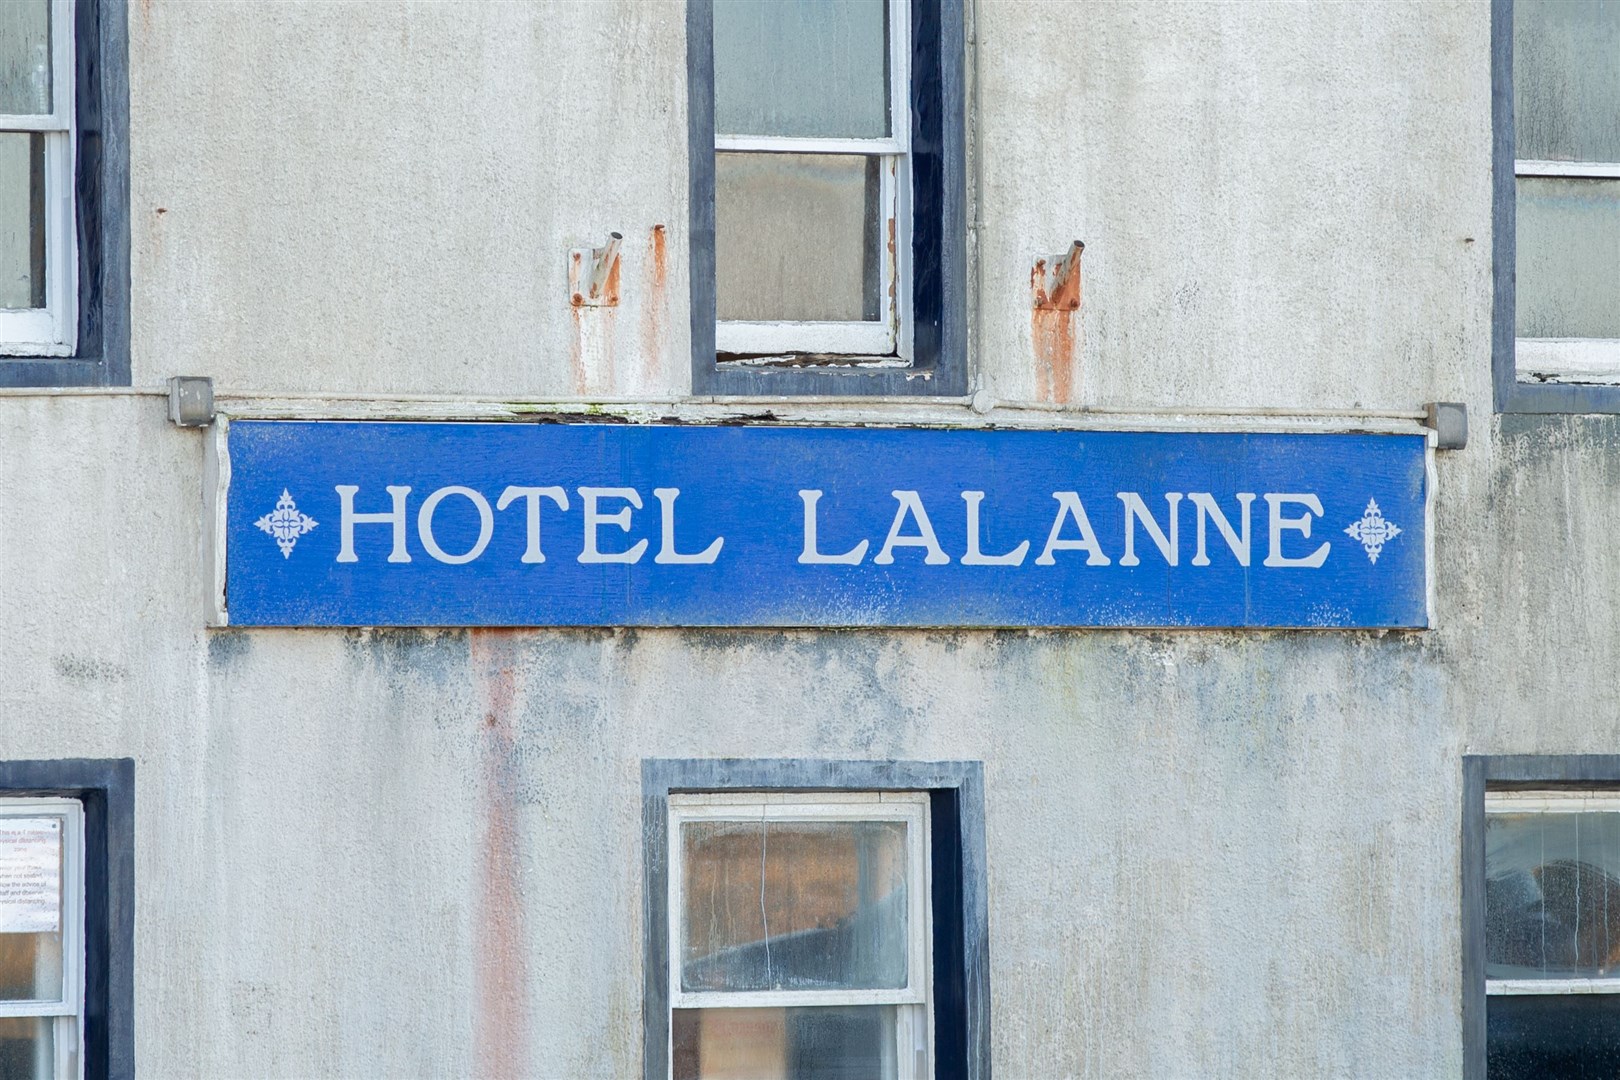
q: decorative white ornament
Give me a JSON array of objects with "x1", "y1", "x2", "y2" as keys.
[
  {"x1": 1344, "y1": 498, "x2": 1401, "y2": 564},
  {"x1": 256, "y1": 489, "x2": 318, "y2": 558}
]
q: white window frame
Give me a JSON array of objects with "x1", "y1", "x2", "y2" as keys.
[
  {"x1": 714, "y1": 0, "x2": 911, "y2": 361},
  {"x1": 667, "y1": 791, "x2": 933, "y2": 1079},
  {"x1": 0, "y1": 797, "x2": 85, "y2": 1080},
  {"x1": 1484, "y1": 789, "x2": 1620, "y2": 998},
  {"x1": 0, "y1": 0, "x2": 77, "y2": 357},
  {"x1": 1514, "y1": 157, "x2": 1620, "y2": 380}
]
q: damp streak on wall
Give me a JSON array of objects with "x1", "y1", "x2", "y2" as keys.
[{"x1": 470, "y1": 629, "x2": 529, "y2": 1079}]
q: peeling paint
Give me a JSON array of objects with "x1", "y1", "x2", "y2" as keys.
[{"x1": 887, "y1": 215, "x2": 897, "y2": 309}]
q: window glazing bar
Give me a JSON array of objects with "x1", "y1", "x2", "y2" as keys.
[
  {"x1": 1515, "y1": 160, "x2": 1620, "y2": 178},
  {"x1": 717, "y1": 135, "x2": 904, "y2": 155},
  {"x1": 1489, "y1": 979, "x2": 1620, "y2": 995}
]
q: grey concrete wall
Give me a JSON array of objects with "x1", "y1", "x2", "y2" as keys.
[{"x1": 2, "y1": 1, "x2": 1608, "y2": 1078}]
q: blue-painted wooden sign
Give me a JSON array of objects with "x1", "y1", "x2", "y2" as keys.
[{"x1": 223, "y1": 421, "x2": 1430, "y2": 628}]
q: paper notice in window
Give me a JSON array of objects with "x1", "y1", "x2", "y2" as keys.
[{"x1": 0, "y1": 819, "x2": 60, "y2": 934}]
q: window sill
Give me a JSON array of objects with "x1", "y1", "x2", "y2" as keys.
[
  {"x1": 1497, "y1": 342, "x2": 1620, "y2": 414},
  {"x1": 1489, "y1": 979, "x2": 1620, "y2": 996},
  {"x1": 0, "y1": 342, "x2": 76, "y2": 359},
  {"x1": 0, "y1": 356, "x2": 128, "y2": 389},
  {"x1": 1516, "y1": 338, "x2": 1620, "y2": 385},
  {"x1": 702, "y1": 361, "x2": 956, "y2": 398},
  {"x1": 718, "y1": 352, "x2": 911, "y2": 370}
]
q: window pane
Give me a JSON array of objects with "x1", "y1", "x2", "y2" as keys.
[
  {"x1": 0, "y1": 1, "x2": 50, "y2": 116},
  {"x1": 1514, "y1": 177, "x2": 1620, "y2": 340},
  {"x1": 713, "y1": 0, "x2": 889, "y2": 139},
  {"x1": 1514, "y1": 0, "x2": 1620, "y2": 162},
  {"x1": 1487, "y1": 993, "x2": 1620, "y2": 1079},
  {"x1": 0, "y1": 1017, "x2": 54, "y2": 1080},
  {"x1": 1486, "y1": 811, "x2": 1620, "y2": 979},
  {"x1": 673, "y1": 1006, "x2": 899, "y2": 1080},
  {"x1": 0, "y1": 131, "x2": 45, "y2": 311},
  {"x1": 716, "y1": 153, "x2": 882, "y2": 326},
  {"x1": 681, "y1": 819, "x2": 908, "y2": 992},
  {"x1": 0, "y1": 816, "x2": 64, "y2": 1002}
]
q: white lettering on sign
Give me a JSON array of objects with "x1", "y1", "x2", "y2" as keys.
[
  {"x1": 873, "y1": 491, "x2": 951, "y2": 565},
  {"x1": 960, "y1": 492, "x2": 1030, "y2": 566},
  {"x1": 417, "y1": 486, "x2": 495, "y2": 565},
  {"x1": 1118, "y1": 492, "x2": 1183, "y2": 567},
  {"x1": 1263, "y1": 493, "x2": 1331, "y2": 568},
  {"x1": 323, "y1": 484, "x2": 1344, "y2": 572},
  {"x1": 652, "y1": 489, "x2": 724, "y2": 565},
  {"x1": 1035, "y1": 492, "x2": 1110, "y2": 566},
  {"x1": 1189, "y1": 492, "x2": 1256, "y2": 567},
  {"x1": 0, "y1": 818, "x2": 60, "y2": 934},
  {"x1": 496, "y1": 486, "x2": 569, "y2": 564},
  {"x1": 336, "y1": 485, "x2": 412, "y2": 564},
  {"x1": 578, "y1": 487, "x2": 649, "y2": 564},
  {"x1": 798, "y1": 490, "x2": 869, "y2": 565}
]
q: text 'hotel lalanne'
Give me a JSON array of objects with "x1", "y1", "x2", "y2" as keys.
[{"x1": 1, "y1": 1, "x2": 1618, "y2": 1077}]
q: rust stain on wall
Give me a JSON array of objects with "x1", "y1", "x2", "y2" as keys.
[
  {"x1": 570, "y1": 235, "x2": 623, "y2": 308},
  {"x1": 568, "y1": 250, "x2": 586, "y2": 309},
  {"x1": 650, "y1": 224, "x2": 668, "y2": 286},
  {"x1": 569, "y1": 235, "x2": 623, "y2": 395},
  {"x1": 470, "y1": 630, "x2": 529, "y2": 1079},
  {"x1": 1031, "y1": 306, "x2": 1076, "y2": 404},
  {"x1": 598, "y1": 251, "x2": 622, "y2": 307},
  {"x1": 639, "y1": 224, "x2": 670, "y2": 389},
  {"x1": 569, "y1": 304, "x2": 587, "y2": 395},
  {"x1": 570, "y1": 304, "x2": 619, "y2": 396},
  {"x1": 1031, "y1": 241, "x2": 1084, "y2": 404}
]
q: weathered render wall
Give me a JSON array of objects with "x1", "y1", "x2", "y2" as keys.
[{"x1": 3, "y1": 2, "x2": 1610, "y2": 1078}]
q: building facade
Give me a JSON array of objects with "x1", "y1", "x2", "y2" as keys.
[{"x1": 0, "y1": 0, "x2": 1616, "y2": 1077}]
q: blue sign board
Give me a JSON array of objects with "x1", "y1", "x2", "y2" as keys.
[{"x1": 224, "y1": 421, "x2": 1430, "y2": 628}]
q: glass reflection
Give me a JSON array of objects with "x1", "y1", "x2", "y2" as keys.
[
  {"x1": 1514, "y1": 0, "x2": 1620, "y2": 162},
  {"x1": 1515, "y1": 177, "x2": 1620, "y2": 340},
  {"x1": 0, "y1": 131, "x2": 45, "y2": 312},
  {"x1": 0, "y1": 1016, "x2": 55, "y2": 1080},
  {"x1": 681, "y1": 819, "x2": 908, "y2": 993},
  {"x1": 0, "y1": 815, "x2": 63, "y2": 1002},
  {"x1": 1488, "y1": 994, "x2": 1620, "y2": 1079},
  {"x1": 715, "y1": 152, "x2": 883, "y2": 326},
  {"x1": 0, "y1": 1, "x2": 50, "y2": 116},
  {"x1": 673, "y1": 1006, "x2": 899, "y2": 1080},
  {"x1": 1487, "y1": 811, "x2": 1620, "y2": 980},
  {"x1": 713, "y1": 0, "x2": 889, "y2": 139}
]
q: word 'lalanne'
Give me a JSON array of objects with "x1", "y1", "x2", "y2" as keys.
[{"x1": 331, "y1": 485, "x2": 1337, "y2": 569}]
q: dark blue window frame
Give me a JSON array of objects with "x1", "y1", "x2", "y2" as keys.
[
  {"x1": 1491, "y1": 0, "x2": 1620, "y2": 414},
  {"x1": 642, "y1": 758, "x2": 991, "y2": 1080},
  {"x1": 0, "y1": 0, "x2": 130, "y2": 389},
  {"x1": 686, "y1": 0, "x2": 967, "y2": 397},
  {"x1": 0, "y1": 758, "x2": 134, "y2": 1080},
  {"x1": 1462, "y1": 755, "x2": 1620, "y2": 1080}
]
